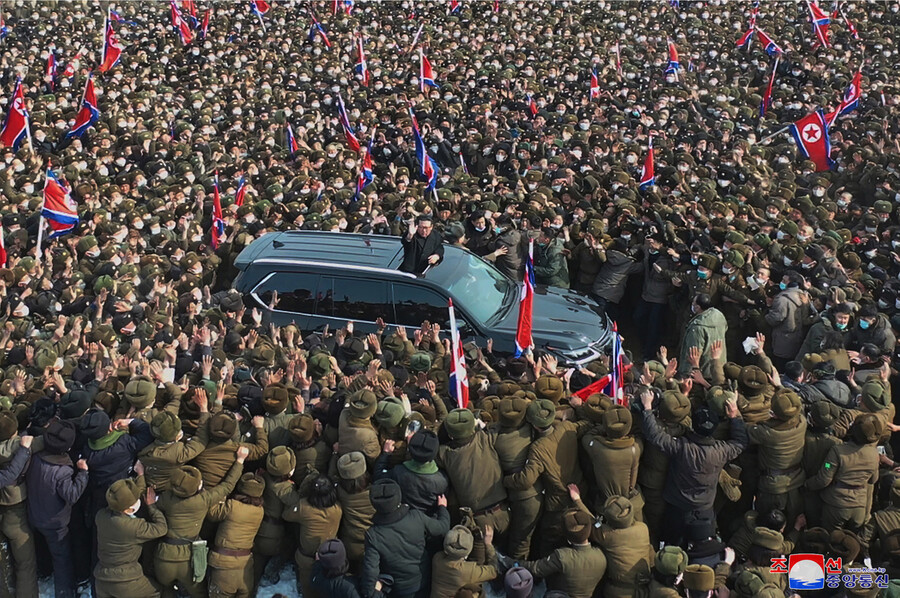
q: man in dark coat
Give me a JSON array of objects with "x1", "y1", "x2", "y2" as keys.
[
  {"x1": 374, "y1": 430, "x2": 448, "y2": 515},
  {"x1": 399, "y1": 215, "x2": 444, "y2": 274},
  {"x1": 640, "y1": 390, "x2": 748, "y2": 546},
  {"x1": 81, "y1": 410, "x2": 154, "y2": 518},
  {"x1": 361, "y1": 479, "x2": 450, "y2": 598},
  {"x1": 25, "y1": 420, "x2": 89, "y2": 598}
]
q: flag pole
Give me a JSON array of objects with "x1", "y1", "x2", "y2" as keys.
[
  {"x1": 755, "y1": 125, "x2": 791, "y2": 145},
  {"x1": 419, "y1": 48, "x2": 424, "y2": 93},
  {"x1": 407, "y1": 22, "x2": 424, "y2": 55},
  {"x1": 101, "y1": 7, "x2": 108, "y2": 67},
  {"x1": 35, "y1": 168, "x2": 48, "y2": 253},
  {"x1": 255, "y1": 7, "x2": 266, "y2": 34}
]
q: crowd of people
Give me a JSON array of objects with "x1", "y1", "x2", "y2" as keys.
[{"x1": 0, "y1": 0, "x2": 900, "y2": 597}]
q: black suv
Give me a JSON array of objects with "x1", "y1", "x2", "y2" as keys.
[{"x1": 233, "y1": 231, "x2": 613, "y2": 364}]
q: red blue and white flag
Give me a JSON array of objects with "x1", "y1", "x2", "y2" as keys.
[
  {"x1": 355, "y1": 35, "x2": 370, "y2": 86},
  {"x1": 514, "y1": 239, "x2": 535, "y2": 357},
  {"x1": 0, "y1": 8, "x2": 8, "y2": 40},
  {"x1": 354, "y1": 136, "x2": 375, "y2": 201},
  {"x1": 526, "y1": 93, "x2": 538, "y2": 117},
  {"x1": 736, "y1": 27, "x2": 755, "y2": 50},
  {"x1": 343, "y1": 0, "x2": 354, "y2": 15},
  {"x1": 211, "y1": 172, "x2": 225, "y2": 249},
  {"x1": 826, "y1": 68, "x2": 861, "y2": 126},
  {"x1": 46, "y1": 52, "x2": 57, "y2": 90},
  {"x1": 308, "y1": 19, "x2": 331, "y2": 48},
  {"x1": 756, "y1": 28, "x2": 783, "y2": 56},
  {"x1": 749, "y1": 0, "x2": 760, "y2": 28},
  {"x1": 286, "y1": 122, "x2": 299, "y2": 156},
  {"x1": 0, "y1": 225, "x2": 6, "y2": 268},
  {"x1": 665, "y1": 40, "x2": 680, "y2": 74},
  {"x1": 449, "y1": 0, "x2": 461, "y2": 13},
  {"x1": 760, "y1": 56, "x2": 779, "y2": 117},
  {"x1": 181, "y1": 0, "x2": 198, "y2": 27},
  {"x1": 808, "y1": 1, "x2": 831, "y2": 47},
  {"x1": 62, "y1": 50, "x2": 83, "y2": 80},
  {"x1": 409, "y1": 106, "x2": 439, "y2": 191},
  {"x1": 589, "y1": 70, "x2": 600, "y2": 99},
  {"x1": 200, "y1": 9, "x2": 211, "y2": 38},
  {"x1": 836, "y1": 3, "x2": 858, "y2": 39},
  {"x1": 791, "y1": 109, "x2": 835, "y2": 171},
  {"x1": 420, "y1": 52, "x2": 438, "y2": 90},
  {"x1": 64, "y1": 73, "x2": 99, "y2": 139},
  {"x1": 42, "y1": 170, "x2": 79, "y2": 238},
  {"x1": 109, "y1": 9, "x2": 137, "y2": 26},
  {"x1": 603, "y1": 323, "x2": 625, "y2": 404},
  {"x1": 639, "y1": 136, "x2": 655, "y2": 191},
  {"x1": 234, "y1": 176, "x2": 247, "y2": 207},
  {"x1": 170, "y1": 0, "x2": 194, "y2": 44},
  {"x1": 0, "y1": 79, "x2": 28, "y2": 151},
  {"x1": 98, "y1": 18, "x2": 124, "y2": 73},
  {"x1": 336, "y1": 94, "x2": 361, "y2": 152},
  {"x1": 251, "y1": 0, "x2": 270, "y2": 15},
  {"x1": 448, "y1": 298, "x2": 469, "y2": 409}
]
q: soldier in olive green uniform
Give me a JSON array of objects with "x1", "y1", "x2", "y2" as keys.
[
  {"x1": 0, "y1": 413, "x2": 37, "y2": 598},
  {"x1": 807, "y1": 413, "x2": 881, "y2": 532},
  {"x1": 504, "y1": 399, "x2": 588, "y2": 556},
  {"x1": 207, "y1": 474, "x2": 266, "y2": 598},
  {"x1": 335, "y1": 452, "x2": 375, "y2": 573},
  {"x1": 802, "y1": 401, "x2": 842, "y2": 527},
  {"x1": 866, "y1": 478, "x2": 900, "y2": 578},
  {"x1": 155, "y1": 448, "x2": 248, "y2": 598},
  {"x1": 682, "y1": 564, "x2": 716, "y2": 597},
  {"x1": 282, "y1": 474, "x2": 342, "y2": 598},
  {"x1": 748, "y1": 389, "x2": 807, "y2": 525},
  {"x1": 490, "y1": 396, "x2": 541, "y2": 560},
  {"x1": 338, "y1": 389, "x2": 382, "y2": 463},
  {"x1": 438, "y1": 409, "x2": 510, "y2": 542},
  {"x1": 518, "y1": 508, "x2": 606, "y2": 598},
  {"x1": 254, "y1": 446, "x2": 297, "y2": 585},
  {"x1": 261, "y1": 383, "x2": 295, "y2": 448},
  {"x1": 581, "y1": 405, "x2": 644, "y2": 519},
  {"x1": 94, "y1": 477, "x2": 168, "y2": 598},
  {"x1": 140, "y1": 390, "x2": 211, "y2": 492},
  {"x1": 192, "y1": 412, "x2": 267, "y2": 488},
  {"x1": 647, "y1": 545, "x2": 689, "y2": 598},
  {"x1": 584, "y1": 495, "x2": 653, "y2": 598},
  {"x1": 430, "y1": 525, "x2": 498, "y2": 598}
]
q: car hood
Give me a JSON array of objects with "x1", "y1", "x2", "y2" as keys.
[{"x1": 491, "y1": 286, "x2": 611, "y2": 351}]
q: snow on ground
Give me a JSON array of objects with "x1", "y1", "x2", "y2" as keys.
[{"x1": 39, "y1": 563, "x2": 547, "y2": 597}]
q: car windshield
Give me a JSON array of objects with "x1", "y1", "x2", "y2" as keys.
[{"x1": 426, "y1": 251, "x2": 513, "y2": 325}]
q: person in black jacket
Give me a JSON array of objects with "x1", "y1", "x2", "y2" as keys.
[
  {"x1": 374, "y1": 430, "x2": 449, "y2": 515},
  {"x1": 81, "y1": 410, "x2": 154, "y2": 519},
  {"x1": 399, "y1": 215, "x2": 444, "y2": 274},
  {"x1": 25, "y1": 419, "x2": 89, "y2": 598},
  {"x1": 640, "y1": 390, "x2": 748, "y2": 547},
  {"x1": 311, "y1": 538, "x2": 383, "y2": 598},
  {"x1": 361, "y1": 479, "x2": 450, "y2": 598}
]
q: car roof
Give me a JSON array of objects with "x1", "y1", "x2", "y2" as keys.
[{"x1": 235, "y1": 230, "x2": 405, "y2": 271}]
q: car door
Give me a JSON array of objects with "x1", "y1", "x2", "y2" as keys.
[
  {"x1": 248, "y1": 271, "x2": 319, "y2": 329},
  {"x1": 389, "y1": 283, "x2": 479, "y2": 343},
  {"x1": 311, "y1": 275, "x2": 390, "y2": 334}
]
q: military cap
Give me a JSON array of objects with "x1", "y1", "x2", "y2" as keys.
[
  {"x1": 443, "y1": 526, "x2": 474, "y2": 560},
  {"x1": 526, "y1": 399, "x2": 556, "y2": 429},
  {"x1": 655, "y1": 546, "x2": 689, "y2": 576},
  {"x1": 851, "y1": 413, "x2": 882, "y2": 444},
  {"x1": 267, "y1": 446, "x2": 297, "y2": 477},
  {"x1": 534, "y1": 375, "x2": 565, "y2": 403},
  {"x1": 171, "y1": 465, "x2": 203, "y2": 498},
  {"x1": 603, "y1": 495, "x2": 635, "y2": 529},
  {"x1": 444, "y1": 408, "x2": 476, "y2": 440},
  {"x1": 238, "y1": 473, "x2": 265, "y2": 498},
  {"x1": 106, "y1": 478, "x2": 143, "y2": 512},
  {"x1": 683, "y1": 565, "x2": 715, "y2": 591},
  {"x1": 288, "y1": 413, "x2": 316, "y2": 444},
  {"x1": 660, "y1": 390, "x2": 691, "y2": 422},
  {"x1": 337, "y1": 451, "x2": 367, "y2": 480},
  {"x1": 349, "y1": 389, "x2": 378, "y2": 419},
  {"x1": 150, "y1": 412, "x2": 181, "y2": 442},
  {"x1": 771, "y1": 389, "x2": 802, "y2": 421},
  {"x1": 861, "y1": 380, "x2": 889, "y2": 412},
  {"x1": 602, "y1": 405, "x2": 632, "y2": 439}
]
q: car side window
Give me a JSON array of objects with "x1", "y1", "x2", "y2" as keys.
[
  {"x1": 319, "y1": 277, "x2": 390, "y2": 322},
  {"x1": 391, "y1": 284, "x2": 450, "y2": 327},
  {"x1": 254, "y1": 272, "x2": 318, "y2": 314}
]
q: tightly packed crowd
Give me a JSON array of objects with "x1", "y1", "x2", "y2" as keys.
[{"x1": 1, "y1": 0, "x2": 900, "y2": 597}]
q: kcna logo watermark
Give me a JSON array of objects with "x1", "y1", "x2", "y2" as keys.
[{"x1": 770, "y1": 554, "x2": 888, "y2": 591}]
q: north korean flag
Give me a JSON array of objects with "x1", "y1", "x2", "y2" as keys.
[{"x1": 791, "y1": 109, "x2": 835, "y2": 171}]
